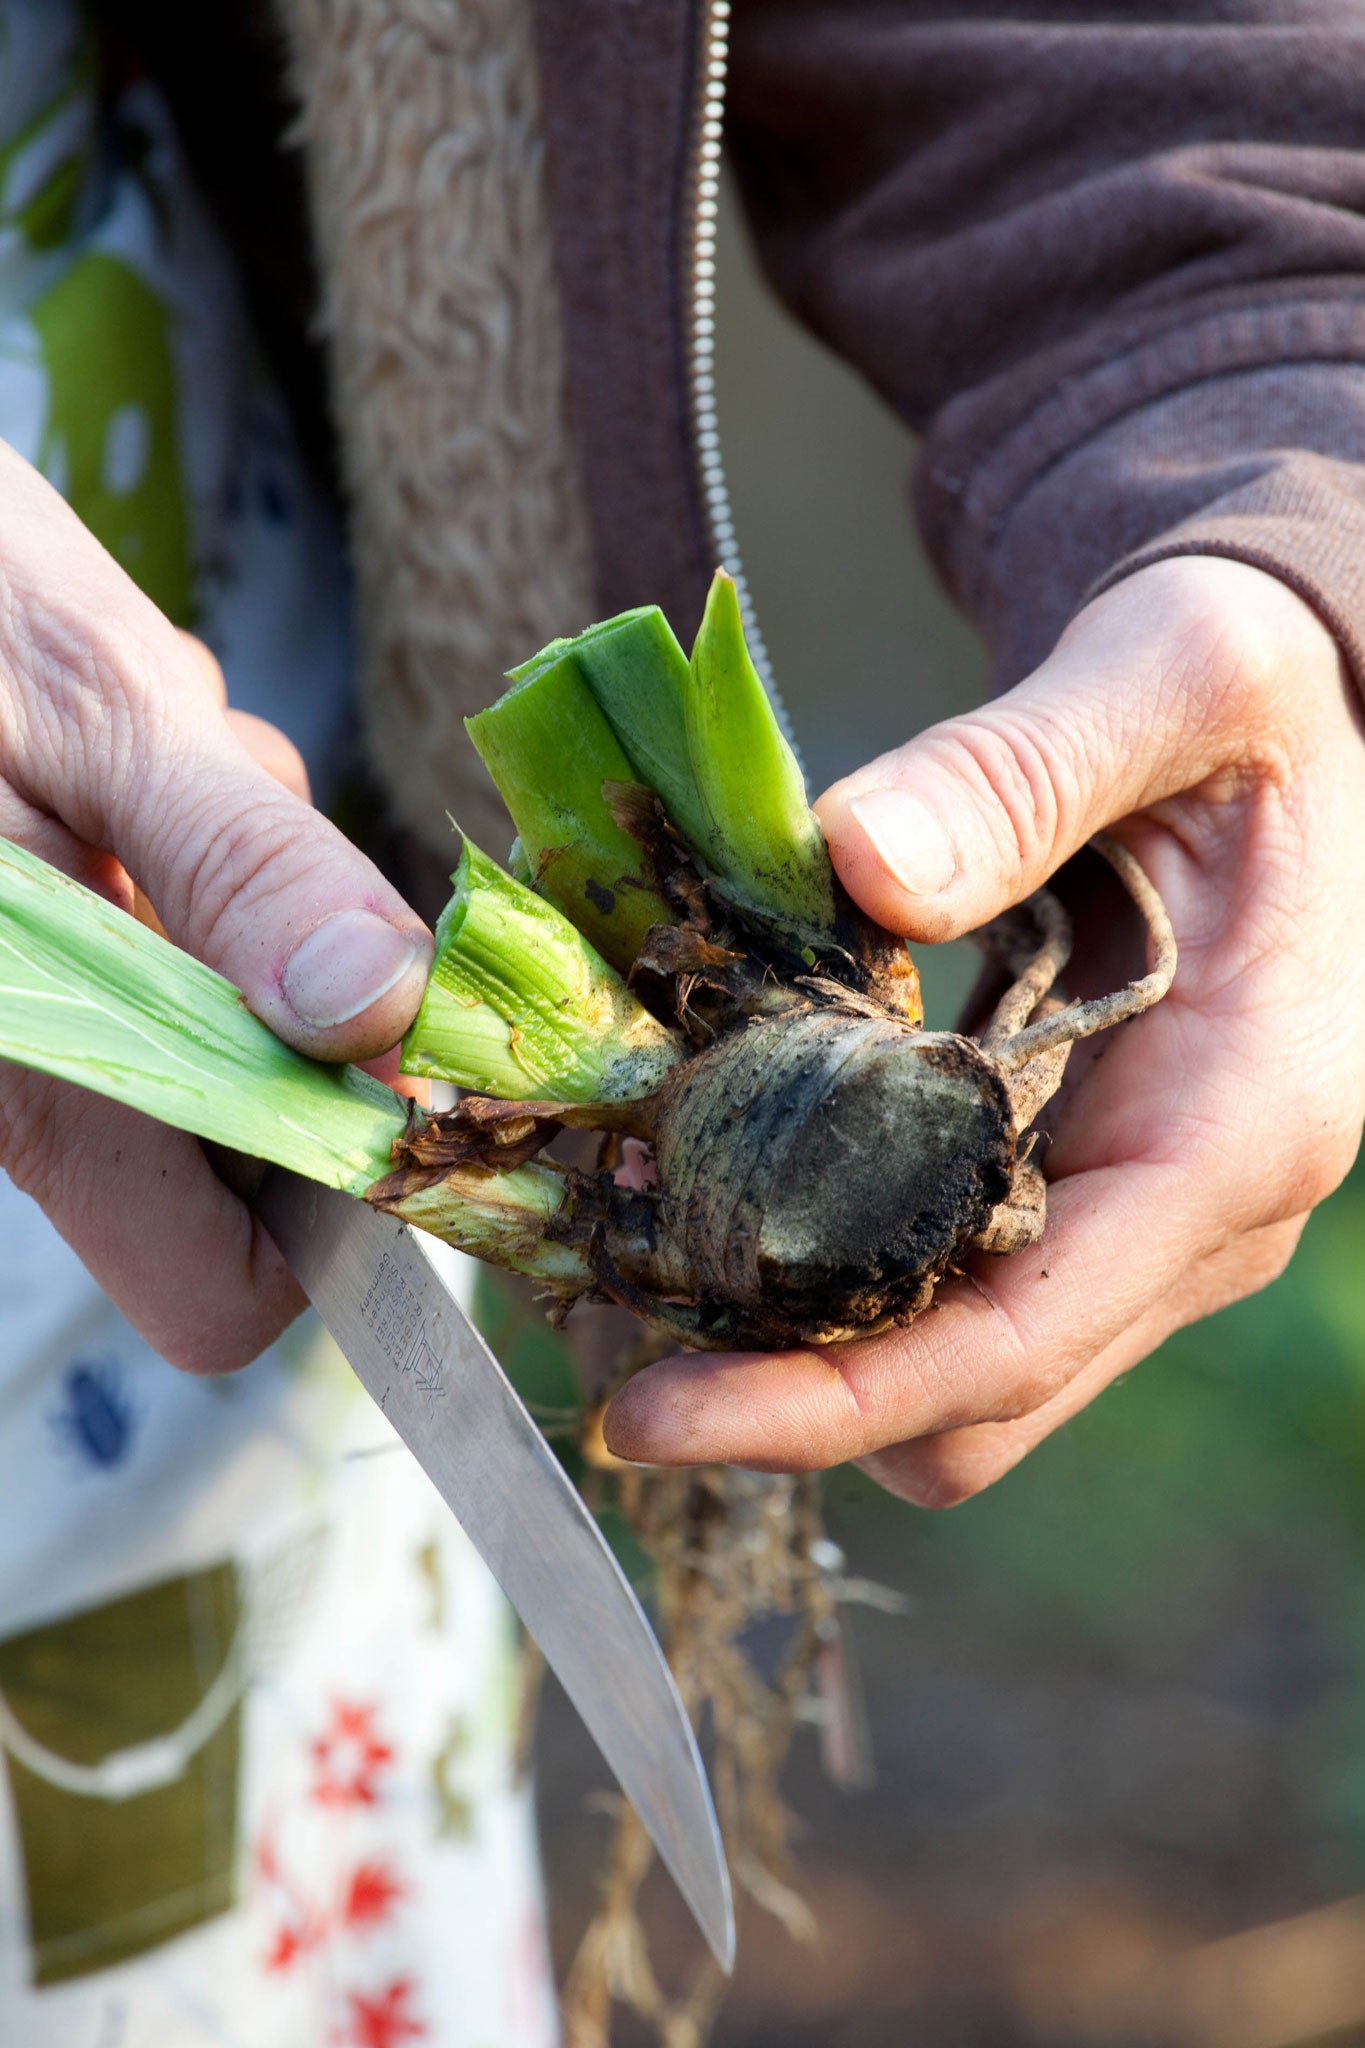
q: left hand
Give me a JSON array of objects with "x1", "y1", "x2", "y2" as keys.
[{"x1": 603, "y1": 557, "x2": 1365, "y2": 1503}]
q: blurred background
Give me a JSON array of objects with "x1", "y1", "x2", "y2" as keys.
[{"x1": 533, "y1": 183, "x2": 1365, "y2": 2048}]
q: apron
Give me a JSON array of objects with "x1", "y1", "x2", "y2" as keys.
[{"x1": 0, "y1": 9, "x2": 558, "y2": 2041}]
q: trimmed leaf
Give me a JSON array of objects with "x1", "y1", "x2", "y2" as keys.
[
  {"x1": 467, "y1": 647, "x2": 672, "y2": 971},
  {"x1": 684, "y1": 570, "x2": 836, "y2": 935},
  {"x1": 0, "y1": 835, "x2": 404, "y2": 1192},
  {"x1": 400, "y1": 839, "x2": 682, "y2": 1101}
]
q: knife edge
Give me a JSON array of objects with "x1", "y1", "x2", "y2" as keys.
[{"x1": 254, "y1": 1167, "x2": 735, "y2": 1972}]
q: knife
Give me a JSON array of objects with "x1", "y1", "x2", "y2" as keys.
[{"x1": 254, "y1": 1166, "x2": 734, "y2": 1972}]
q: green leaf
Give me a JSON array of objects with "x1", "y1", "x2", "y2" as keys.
[
  {"x1": 684, "y1": 570, "x2": 836, "y2": 935},
  {"x1": 400, "y1": 838, "x2": 682, "y2": 1101},
  {"x1": 497, "y1": 593, "x2": 838, "y2": 943},
  {"x1": 562, "y1": 607, "x2": 700, "y2": 842},
  {"x1": 0, "y1": 835, "x2": 404, "y2": 1192},
  {"x1": 466, "y1": 646, "x2": 672, "y2": 971}
]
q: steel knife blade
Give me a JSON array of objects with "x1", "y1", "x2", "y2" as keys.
[{"x1": 254, "y1": 1166, "x2": 734, "y2": 1972}]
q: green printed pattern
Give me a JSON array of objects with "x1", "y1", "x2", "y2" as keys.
[
  {"x1": 32, "y1": 250, "x2": 192, "y2": 619},
  {"x1": 0, "y1": 14, "x2": 193, "y2": 621},
  {"x1": 0, "y1": 1565, "x2": 242, "y2": 1986}
]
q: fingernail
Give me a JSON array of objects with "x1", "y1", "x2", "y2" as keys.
[
  {"x1": 282, "y1": 911, "x2": 421, "y2": 1029},
  {"x1": 848, "y1": 790, "x2": 957, "y2": 899}
]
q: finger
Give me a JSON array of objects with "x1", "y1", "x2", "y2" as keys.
[
  {"x1": 0, "y1": 1065, "x2": 304, "y2": 1373},
  {"x1": 861, "y1": 1214, "x2": 1306, "y2": 1507},
  {"x1": 0, "y1": 448, "x2": 429, "y2": 1060},
  {"x1": 1, "y1": 695, "x2": 313, "y2": 1365},
  {"x1": 175, "y1": 629, "x2": 229, "y2": 710},
  {"x1": 0, "y1": 782, "x2": 135, "y2": 911},
  {"x1": 178, "y1": 636, "x2": 311, "y2": 802},
  {"x1": 177, "y1": 638, "x2": 311, "y2": 807},
  {"x1": 179, "y1": 638, "x2": 311, "y2": 806},
  {"x1": 225, "y1": 708, "x2": 311, "y2": 804},
  {"x1": 812, "y1": 558, "x2": 1337, "y2": 941},
  {"x1": 603, "y1": 1156, "x2": 1225, "y2": 1471}
]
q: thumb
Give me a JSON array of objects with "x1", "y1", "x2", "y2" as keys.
[
  {"x1": 1, "y1": 514, "x2": 432, "y2": 1061},
  {"x1": 126, "y1": 710, "x2": 433, "y2": 1064},
  {"x1": 813, "y1": 559, "x2": 1304, "y2": 942},
  {"x1": 813, "y1": 683, "x2": 1127, "y2": 944}
]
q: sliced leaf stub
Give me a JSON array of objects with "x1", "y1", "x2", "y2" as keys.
[
  {"x1": 399, "y1": 839, "x2": 683, "y2": 1103},
  {"x1": 368, "y1": 1155, "x2": 593, "y2": 1295},
  {"x1": 481, "y1": 576, "x2": 839, "y2": 947},
  {"x1": 682, "y1": 570, "x2": 837, "y2": 938},
  {"x1": 465, "y1": 651, "x2": 674, "y2": 970}
]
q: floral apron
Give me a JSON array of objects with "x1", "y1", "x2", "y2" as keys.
[{"x1": 0, "y1": 9, "x2": 558, "y2": 2042}]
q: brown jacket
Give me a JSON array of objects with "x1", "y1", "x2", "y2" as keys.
[{"x1": 108, "y1": 1, "x2": 1365, "y2": 856}]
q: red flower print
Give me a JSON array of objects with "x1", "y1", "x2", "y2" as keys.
[
  {"x1": 343, "y1": 1976, "x2": 427, "y2": 2048},
  {"x1": 341, "y1": 1858, "x2": 406, "y2": 1932},
  {"x1": 263, "y1": 1911, "x2": 324, "y2": 1973},
  {"x1": 311, "y1": 1699, "x2": 395, "y2": 1808}
]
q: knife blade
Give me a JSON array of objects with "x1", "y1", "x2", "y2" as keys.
[{"x1": 254, "y1": 1166, "x2": 734, "y2": 1972}]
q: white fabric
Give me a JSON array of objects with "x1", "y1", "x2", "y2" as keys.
[{"x1": 0, "y1": 5, "x2": 558, "y2": 2038}]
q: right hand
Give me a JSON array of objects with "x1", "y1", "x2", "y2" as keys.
[
  {"x1": 604, "y1": 560, "x2": 1365, "y2": 1502},
  {"x1": 0, "y1": 442, "x2": 432, "y2": 1371}
]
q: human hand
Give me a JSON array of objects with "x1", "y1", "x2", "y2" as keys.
[
  {"x1": 0, "y1": 443, "x2": 431, "y2": 1372},
  {"x1": 603, "y1": 557, "x2": 1365, "y2": 1503}
]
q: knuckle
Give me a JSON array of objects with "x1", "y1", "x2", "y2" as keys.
[
  {"x1": 867, "y1": 1435, "x2": 1006, "y2": 1510},
  {"x1": 266, "y1": 732, "x2": 308, "y2": 799},
  {"x1": 1147, "y1": 1080, "x2": 1357, "y2": 1238},
  {"x1": 907, "y1": 1455, "x2": 990, "y2": 1511},
  {"x1": 1115, "y1": 559, "x2": 1277, "y2": 711},
  {"x1": 1245, "y1": 1220, "x2": 1305, "y2": 1293},
  {"x1": 1167, "y1": 588, "x2": 1272, "y2": 706},
  {"x1": 1227, "y1": 1066, "x2": 1361, "y2": 1223},
  {"x1": 18, "y1": 591, "x2": 142, "y2": 727},
  {"x1": 991, "y1": 1361, "x2": 1072, "y2": 1421},
  {"x1": 1143, "y1": 564, "x2": 1319, "y2": 766},
  {"x1": 157, "y1": 782, "x2": 316, "y2": 961},
  {"x1": 7, "y1": 593, "x2": 168, "y2": 828},
  {"x1": 178, "y1": 630, "x2": 228, "y2": 705},
  {"x1": 1275, "y1": 1121, "x2": 1359, "y2": 1219},
  {"x1": 1178, "y1": 1218, "x2": 1307, "y2": 1326},
  {"x1": 933, "y1": 709, "x2": 1077, "y2": 889}
]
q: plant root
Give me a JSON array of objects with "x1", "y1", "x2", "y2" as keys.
[
  {"x1": 561, "y1": 1460, "x2": 840, "y2": 2048},
  {"x1": 992, "y1": 834, "x2": 1176, "y2": 1075}
]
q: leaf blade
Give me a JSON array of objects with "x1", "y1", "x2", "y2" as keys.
[{"x1": 0, "y1": 835, "x2": 405, "y2": 1192}]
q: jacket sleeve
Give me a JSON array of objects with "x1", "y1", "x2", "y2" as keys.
[{"x1": 727, "y1": 0, "x2": 1365, "y2": 688}]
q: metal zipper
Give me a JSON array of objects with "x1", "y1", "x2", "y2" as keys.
[{"x1": 685, "y1": 0, "x2": 801, "y2": 751}]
